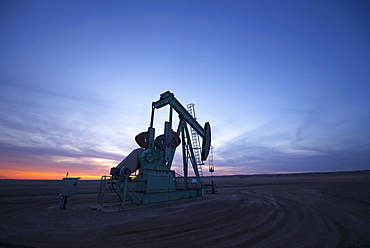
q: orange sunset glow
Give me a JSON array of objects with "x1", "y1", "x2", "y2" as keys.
[{"x1": 0, "y1": 168, "x2": 104, "y2": 180}]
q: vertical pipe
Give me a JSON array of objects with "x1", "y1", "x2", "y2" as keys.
[
  {"x1": 150, "y1": 105, "x2": 155, "y2": 128},
  {"x1": 169, "y1": 99, "x2": 173, "y2": 124},
  {"x1": 182, "y1": 129, "x2": 188, "y2": 189},
  {"x1": 164, "y1": 121, "x2": 172, "y2": 162},
  {"x1": 164, "y1": 101, "x2": 174, "y2": 163},
  {"x1": 184, "y1": 126, "x2": 202, "y2": 189},
  {"x1": 148, "y1": 105, "x2": 156, "y2": 149}
]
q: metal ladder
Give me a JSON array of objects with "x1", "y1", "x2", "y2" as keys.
[{"x1": 187, "y1": 103, "x2": 204, "y2": 185}]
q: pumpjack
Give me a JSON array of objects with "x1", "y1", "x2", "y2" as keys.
[{"x1": 98, "y1": 91, "x2": 211, "y2": 208}]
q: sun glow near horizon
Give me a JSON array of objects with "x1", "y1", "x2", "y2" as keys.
[{"x1": 0, "y1": 168, "x2": 105, "y2": 180}]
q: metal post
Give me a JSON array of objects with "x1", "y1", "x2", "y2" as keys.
[
  {"x1": 122, "y1": 175, "x2": 129, "y2": 208},
  {"x1": 150, "y1": 105, "x2": 155, "y2": 128},
  {"x1": 184, "y1": 125, "x2": 201, "y2": 187},
  {"x1": 59, "y1": 196, "x2": 68, "y2": 209},
  {"x1": 182, "y1": 129, "x2": 188, "y2": 189}
]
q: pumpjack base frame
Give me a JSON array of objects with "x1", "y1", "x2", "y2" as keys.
[
  {"x1": 98, "y1": 175, "x2": 204, "y2": 209},
  {"x1": 130, "y1": 188, "x2": 204, "y2": 205}
]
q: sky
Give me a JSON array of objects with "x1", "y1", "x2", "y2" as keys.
[{"x1": 1, "y1": 0, "x2": 369, "y2": 179}]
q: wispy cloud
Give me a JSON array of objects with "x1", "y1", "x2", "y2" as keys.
[
  {"x1": 0, "y1": 82, "x2": 138, "y2": 178},
  {"x1": 215, "y1": 108, "x2": 370, "y2": 174}
]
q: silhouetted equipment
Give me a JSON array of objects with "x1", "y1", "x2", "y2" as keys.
[
  {"x1": 208, "y1": 146, "x2": 216, "y2": 194},
  {"x1": 98, "y1": 91, "x2": 213, "y2": 208},
  {"x1": 59, "y1": 177, "x2": 79, "y2": 209}
]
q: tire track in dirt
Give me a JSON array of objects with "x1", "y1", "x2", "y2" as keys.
[
  {"x1": 1, "y1": 176, "x2": 370, "y2": 248},
  {"x1": 236, "y1": 185, "x2": 352, "y2": 248},
  {"x1": 113, "y1": 188, "x2": 291, "y2": 247}
]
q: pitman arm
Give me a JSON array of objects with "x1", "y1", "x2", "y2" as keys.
[
  {"x1": 152, "y1": 91, "x2": 211, "y2": 161},
  {"x1": 152, "y1": 91, "x2": 206, "y2": 138}
]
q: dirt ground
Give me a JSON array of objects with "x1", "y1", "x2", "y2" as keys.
[{"x1": 1, "y1": 171, "x2": 370, "y2": 248}]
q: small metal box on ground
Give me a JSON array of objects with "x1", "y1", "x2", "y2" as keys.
[{"x1": 59, "y1": 178, "x2": 79, "y2": 209}]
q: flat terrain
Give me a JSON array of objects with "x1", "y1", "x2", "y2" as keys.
[{"x1": 1, "y1": 171, "x2": 370, "y2": 248}]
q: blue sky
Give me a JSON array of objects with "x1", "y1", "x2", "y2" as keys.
[{"x1": 1, "y1": 0, "x2": 369, "y2": 179}]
